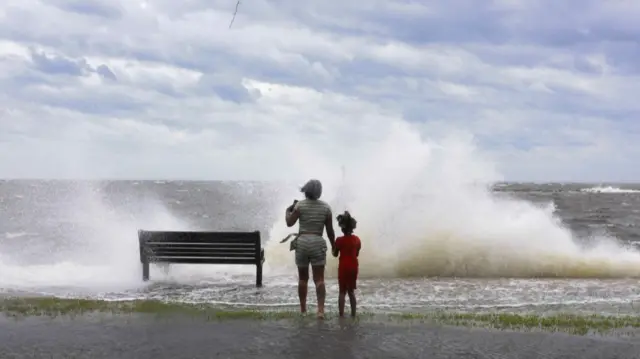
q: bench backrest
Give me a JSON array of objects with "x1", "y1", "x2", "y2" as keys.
[{"x1": 138, "y1": 230, "x2": 262, "y2": 265}]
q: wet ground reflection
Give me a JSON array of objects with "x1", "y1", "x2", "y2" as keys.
[{"x1": 1, "y1": 314, "x2": 639, "y2": 358}]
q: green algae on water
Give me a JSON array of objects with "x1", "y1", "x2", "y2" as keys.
[
  {"x1": 0, "y1": 297, "x2": 302, "y2": 320},
  {"x1": 2, "y1": 297, "x2": 640, "y2": 336},
  {"x1": 394, "y1": 311, "x2": 640, "y2": 336}
]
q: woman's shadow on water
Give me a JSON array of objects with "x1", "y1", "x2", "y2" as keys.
[{"x1": 281, "y1": 318, "x2": 360, "y2": 359}]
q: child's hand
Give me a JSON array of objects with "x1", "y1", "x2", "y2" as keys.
[{"x1": 332, "y1": 248, "x2": 339, "y2": 257}]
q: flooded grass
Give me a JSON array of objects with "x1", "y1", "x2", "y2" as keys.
[{"x1": 2, "y1": 296, "x2": 639, "y2": 336}]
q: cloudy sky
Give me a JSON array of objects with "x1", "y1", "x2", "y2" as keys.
[{"x1": 0, "y1": 0, "x2": 639, "y2": 182}]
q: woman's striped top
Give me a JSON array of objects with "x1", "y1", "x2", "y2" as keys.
[{"x1": 295, "y1": 199, "x2": 331, "y2": 235}]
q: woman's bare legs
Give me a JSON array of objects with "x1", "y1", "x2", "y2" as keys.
[
  {"x1": 297, "y1": 266, "x2": 309, "y2": 313},
  {"x1": 311, "y1": 265, "x2": 326, "y2": 318}
]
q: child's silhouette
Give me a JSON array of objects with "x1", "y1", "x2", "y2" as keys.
[{"x1": 332, "y1": 211, "x2": 361, "y2": 317}]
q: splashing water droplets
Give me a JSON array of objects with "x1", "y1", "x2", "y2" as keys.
[{"x1": 264, "y1": 121, "x2": 640, "y2": 279}]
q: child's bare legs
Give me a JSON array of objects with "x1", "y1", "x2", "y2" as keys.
[
  {"x1": 347, "y1": 289, "x2": 357, "y2": 317},
  {"x1": 338, "y1": 289, "x2": 346, "y2": 317},
  {"x1": 297, "y1": 266, "x2": 309, "y2": 313},
  {"x1": 338, "y1": 288, "x2": 357, "y2": 317}
]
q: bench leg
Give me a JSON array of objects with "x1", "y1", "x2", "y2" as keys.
[
  {"x1": 142, "y1": 259, "x2": 150, "y2": 281},
  {"x1": 256, "y1": 263, "x2": 263, "y2": 287}
]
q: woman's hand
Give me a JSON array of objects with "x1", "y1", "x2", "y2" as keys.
[
  {"x1": 286, "y1": 200, "x2": 298, "y2": 213},
  {"x1": 285, "y1": 200, "x2": 300, "y2": 227}
]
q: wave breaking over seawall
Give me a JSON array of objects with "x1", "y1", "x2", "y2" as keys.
[
  {"x1": 264, "y1": 122, "x2": 640, "y2": 279},
  {"x1": 0, "y1": 182, "x2": 204, "y2": 292}
]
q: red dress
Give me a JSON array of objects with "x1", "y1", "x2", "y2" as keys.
[{"x1": 335, "y1": 234, "x2": 361, "y2": 291}]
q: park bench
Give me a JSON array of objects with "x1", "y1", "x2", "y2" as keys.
[{"x1": 137, "y1": 229, "x2": 265, "y2": 287}]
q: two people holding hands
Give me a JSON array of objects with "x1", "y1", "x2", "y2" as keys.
[{"x1": 285, "y1": 179, "x2": 361, "y2": 319}]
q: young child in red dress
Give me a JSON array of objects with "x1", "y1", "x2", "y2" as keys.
[{"x1": 332, "y1": 211, "x2": 361, "y2": 317}]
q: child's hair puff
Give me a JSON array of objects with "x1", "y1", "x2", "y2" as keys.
[{"x1": 336, "y1": 211, "x2": 357, "y2": 232}]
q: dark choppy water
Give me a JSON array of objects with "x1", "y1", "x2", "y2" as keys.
[{"x1": 2, "y1": 180, "x2": 640, "y2": 315}]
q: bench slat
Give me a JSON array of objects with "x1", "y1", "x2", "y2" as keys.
[
  {"x1": 146, "y1": 245, "x2": 256, "y2": 250},
  {"x1": 146, "y1": 243, "x2": 256, "y2": 250},
  {"x1": 148, "y1": 250, "x2": 257, "y2": 258},
  {"x1": 146, "y1": 242, "x2": 256, "y2": 246},
  {"x1": 149, "y1": 257, "x2": 258, "y2": 265},
  {"x1": 139, "y1": 230, "x2": 260, "y2": 244}
]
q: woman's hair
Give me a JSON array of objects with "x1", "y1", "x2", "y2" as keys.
[
  {"x1": 300, "y1": 179, "x2": 322, "y2": 200},
  {"x1": 336, "y1": 211, "x2": 357, "y2": 233}
]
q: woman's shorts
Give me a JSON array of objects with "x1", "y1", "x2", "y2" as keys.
[{"x1": 295, "y1": 234, "x2": 327, "y2": 267}]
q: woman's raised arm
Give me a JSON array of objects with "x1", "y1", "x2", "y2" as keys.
[{"x1": 285, "y1": 201, "x2": 299, "y2": 227}]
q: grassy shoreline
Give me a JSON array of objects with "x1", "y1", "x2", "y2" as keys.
[{"x1": 1, "y1": 296, "x2": 639, "y2": 336}]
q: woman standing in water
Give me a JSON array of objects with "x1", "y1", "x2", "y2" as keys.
[{"x1": 285, "y1": 179, "x2": 336, "y2": 319}]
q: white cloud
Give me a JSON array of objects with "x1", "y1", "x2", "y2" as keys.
[{"x1": 0, "y1": 0, "x2": 639, "y2": 181}]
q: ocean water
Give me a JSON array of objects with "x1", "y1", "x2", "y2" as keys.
[{"x1": 2, "y1": 179, "x2": 640, "y2": 315}]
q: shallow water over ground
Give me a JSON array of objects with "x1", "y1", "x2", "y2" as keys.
[
  {"x1": 1, "y1": 314, "x2": 638, "y2": 359},
  {"x1": 10, "y1": 274, "x2": 640, "y2": 316}
]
